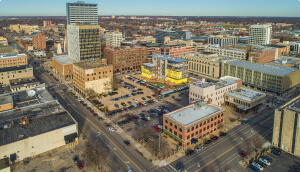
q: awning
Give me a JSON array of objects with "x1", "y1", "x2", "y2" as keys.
[
  {"x1": 64, "y1": 132, "x2": 77, "y2": 141},
  {"x1": 191, "y1": 138, "x2": 198, "y2": 144}
]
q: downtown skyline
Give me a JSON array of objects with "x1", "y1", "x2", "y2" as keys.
[{"x1": 0, "y1": 0, "x2": 300, "y2": 17}]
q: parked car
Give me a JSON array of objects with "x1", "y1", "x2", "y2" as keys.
[
  {"x1": 77, "y1": 161, "x2": 84, "y2": 169},
  {"x1": 153, "y1": 126, "x2": 160, "y2": 131},
  {"x1": 258, "y1": 158, "x2": 270, "y2": 166},
  {"x1": 239, "y1": 151, "x2": 247, "y2": 157},
  {"x1": 114, "y1": 104, "x2": 119, "y2": 108},
  {"x1": 176, "y1": 165, "x2": 184, "y2": 171},
  {"x1": 272, "y1": 147, "x2": 282, "y2": 153},
  {"x1": 205, "y1": 140, "x2": 212, "y2": 145},
  {"x1": 194, "y1": 146, "x2": 204, "y2": 152},
  {"x1": 220, "y1": 132, "x2": 227, "y2": 137},
  {"x1": 271, "y1": 149, "x2": 282, "y2": 156},
  {"x1": 124, "y1": 140, "x2": 130, "y2": 146},
  {"x1": 73, "y1": 156, "x2": 79, "y2": 164},
  {"x1": 251, "y1": 162, "x2": 263, "y2": 171},
  {"x1": 256, "y1": 160, "x2": 267, "y2": 168},
  {"x1": 157, "y1": 125, "x2": 163, "y2": 129},
  {"x1": 185, "y1": 150, "x2": 195, "y2": 157},
  {"x1": 210, "y1": 136, "x2": 219, "y2": 142},
  {"x1": 134, "y1": 121, "x2": 140, "y2": 125},
  {"x1": 260, "y1": 156, "x2": 272, "y2": 163},
  {"x1": 248, "y1": 164, "x2": 260, "y2": 172},
  {"x1": 109, "y1": 127, "x2": 115, "y2": 132}
]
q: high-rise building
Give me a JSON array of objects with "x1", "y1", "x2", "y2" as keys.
[
  {"x1": 66, "y1": 1, "x2": 98, "y2": 25},
  {"x1": 67, "y1": 24, "x2": 101, "y2": 62},
  {"x1": 32, "y1": 32, "x2": 46, "y2": 50},
  {"x1": 249, "y1": 25, "x2": 272, "y2": 45},
  {"x1": 208, "y1": 36, "x2": 238, "y2": 48},
  {"x1": 105, "y1": 32, "x2": 122, "y2": 48},
  {"x1": 154, "y1": 30, "x2": 191, "y2": 43}
]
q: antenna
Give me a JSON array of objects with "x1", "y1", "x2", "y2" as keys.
[{"x1": 28, "y1": 90, "x2": 36, "y2": 97}]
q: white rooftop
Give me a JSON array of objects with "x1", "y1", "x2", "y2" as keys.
[
  {"x1": 225, "y1": 87, "x2": 266, "y2": 102},
  {"x1": 53, "y1": 56, "x2": 76, "y2": 64},
  {"x1": 166, "y1": 102, "x2": 224, "y2": 126},
  {"x1": 0, "y1": 53, "x2": 27, "y2": 59},
  {"x1": 191, "y1": 76, "x2": 240, "y2": 89}
]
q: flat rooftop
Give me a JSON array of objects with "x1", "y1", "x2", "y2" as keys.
[
  {"x1": 0, "y1": 53, "x2": 26, "y2": 59},
  {"x1": 165, "y1": 102, "x2": 224, "y2": 126},
  {"x1": 226, "y1": 60, "x2": 298, "y2": 77},
  {"x1": 0, "y1": 94, "x2": 13, "y2": 105},
  {"x1": 225, "y1": 87, "x2": 266, "y2": 102},
  {"x1": 0, "y1": 65, "x2": 31, "y2": 73},
  {"x1": 53, "y1": 56, "x2": 76, "y2": 65},
  {"x1": 142, "y1": 63, "x2": 156, "y2": 67},
  {"x1": 151, "y1": 54, "x2": 188, "y2": 63},
  {"x1": 0, "y1": 111, "x2": 75, "y2": 146},
  {"x1": 74, "y1": 61, "x2": 111, "y2": 69},
  {"x1": 191, "y1": 76, "x2": 240, "y2": 89},
  {"x1": 9, "y1": 77, "x2": 39, "y2": 87}
]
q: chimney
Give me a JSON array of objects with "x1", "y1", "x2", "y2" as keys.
[
  {"x1": 21, "y1": 117, "x2": 29, "y2": 125},
  {"x1": 207, "y1": 98, "x2": 212, "y2": 104}
]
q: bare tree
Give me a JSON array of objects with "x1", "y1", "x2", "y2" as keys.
[
  {"x1": 103, "y1": 79, "x2": 112, "y2": 93},
  {"x1": 244, "y1": 140, "x2": 252, "y2": 155},
  {"x1": 112, "y1": 75, "x2": 122, "y2": 90},
  {"x1": 253, "y1": 136, "x2": 263, "y2": 150},
  {"x1": 83, "y1": 140, "x2": 108, "y2": 169},
  {"x1": 85, "y1": 88, "x2": 98, "y2": 98},
  {"x1": 206, "y1": 164, "x2": 217, "y2": 172}
]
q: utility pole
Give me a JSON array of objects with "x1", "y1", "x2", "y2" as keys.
[{"x1": 159, "y1": 132, "x2": 161, "y2": 157}]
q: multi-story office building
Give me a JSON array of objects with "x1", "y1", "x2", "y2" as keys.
[
  {"x1": 249, "y1": 25, "x2": 272, "y2": 45},
  {"x1": 180, "y1": 52, "x2": 223, "y2": 78},
  {"x1": 154, "y1": 30, "x2": 191, "y2": 43},
  {"x1": 43, "y1": 21, "x2": 52, "y2": 27},
  {"x1": 105, "y1": 32, "x2": 123, "y2": 48},
  {"x1": 32, "y1": 32, "x2": 46, "y2": 50},
  {"x1": 67, "y1": 24, "x2": 101, "y2": 62},
  {"x1": 206, "y1": 46, "x2": 248, "y2": 60},
  {"x1": 0, "y1": 65, "x2": 33, "y2": 85},
  {"x1": 189, "y1": 76, "x2": 242, "y2": 106},
  {"x1": 104, "y1": 46, "x2": 148, "y2": 73},
  {"x1": 224, "y1": 87, "x2": 266, "y2": 113},
  {"x1": 208, "y1": 36, "x2": 238, "y2": 48},
  {"x1": 150, "y1": 54, "x2": 188, "y2": 84},
  {"x1": 272, "y1": 95, "x2": 300, "y2": 156},
  {"x1": 222, "y1": 60, "x2": 300, "y2": 95},
  {"x1": 0, "y1": 54, "x2": 27, "y2": 68},
  {"x1": 163, "y1": 101, "x2": 225, "y2": 148},
  {"x1": 73, "y1": 61, "x2": 113, "y2": 96},
  {"x1": 66, "y1": 1, "x2": 98, "y2": 25},
  {"x1": 147, "y1": 45, "x2": 197, "y2": 58}
]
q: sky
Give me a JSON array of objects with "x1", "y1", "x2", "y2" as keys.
[{"x1": 0, "y1": 0, "x2": 300, "y2": 17}]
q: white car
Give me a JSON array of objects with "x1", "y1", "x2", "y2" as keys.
[
  {"x1": 133, "y1": 99, "x2": 138, "y2": 103},
  {"x1": 155, "y1": 106, "x2": 161, "y2": 111},
  {"x1": 163, "y1": 109, "x2": 169, "y2": 113},
  {"x1": 194, "y1": 146, "x2": 204, "y2": 152},
  {"x1": 251, "y1": 162, "x2": 263, "y2": 171},
  {"x1": 157, "y1": 125, "x2": 163, "y2": 129},
  {"x1": 258, "y1": 158, "x2": 270, "y2": 166},
  {"x1": 153, "y1": 99, "x2": 158, "y2": 103},
  {"x1": 132, "y1": 104, "x2": 137, "y2": 107},
  {"x1": 142, "y1": 101, "x2": 147, "y2": 105},
  {"x1": 109, "y1": 127, "x2": 115, "y2": 132}
]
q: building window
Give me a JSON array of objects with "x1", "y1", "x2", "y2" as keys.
[
  {"x1": 211, "y1": 118, "x2": 213, "y2": 122},
  {"x1": 179, "y1": 128, "x2": 182, "y2": 132},
  {"x1": 187, "y1": 135, "x2": 190, "y2": 140},
  {"x1": 187, "y1": 129, "x2": 190, "y2": 133},
  {"x1": 192, "y1": 127, "x2": 194, "y2": 131},
  {"x1": 191, "y1": 133, "x2": 194, "y2": 137},
  {"x1": 204, "y1": 121, "x2": 206, "y2": 125},
  {"x1": 218, "y1": 115, "x2": 220, "y2": 118},
  {"x1": 175, "y1": 125, "x2": 177, "y2": 129},
  {"x1": 214, "y1": 128, "x2": 216, "y2": 131},
  {"x1": 174, "y1": 131, "x2": 177, "y2": 136},
  {"x1": 211, "y1": 124, "x2": 213, "y2": 127},
  {"x1": 170, "y1": 129, "x2": 172, "y2": 133},
  {"x1": 207, "y1": 126, "x2": 209, "y2": 129},
  {"x1": 221, "y1": 119, "x2": 223, "y2": 122},
  {"x1": 165, "y1": 126, "x2": 168, "y2": 129},
  {"x1": 196, "y1": 125, "x2": 198, "y2": 129},
  {"x1": 196, "y1": 131, "x2": 198, "y2": 135},
  {"x1": 200, "y1": 123, "x2": 202, "y2": 127},
  {"x1": 200, "y1": 129, "x2": 202, "y2": 133},
  {"x1": 165, "y1": 119, "x2": 168, "y2": 124},
  {"x1": 221, "y1": 113, "x2": 223, "y2": 117},
  {"x1": 170, "y1": 123, "x2": 172, "y2": 126},
  {"x1": 179, "y1": 134, "x2": 182, "y2": 139}
]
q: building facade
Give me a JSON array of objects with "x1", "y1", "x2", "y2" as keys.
[
  {"x1": 272, "y1": 95, "x2": 300, "y2": 156},
  {"x1": 0, "y1": 65, "x2": 33, "y2": 85},
  {"x1": 0, "y1": 54, "x2": 27, "y2": 68},
  {"x1": 148, "y1": 45, "x2": 197, "y2": 58},
  {"x1": 163, "y1": 102, "x2": 225, "y2": 148},
  {"x1": 154, "y1": 30, "x2": 191, "y2": 43},
  {"x1": 66, "y1": 1, "x2": 98, "y2": 25},
  {"x1": 67, "y1": 24, "x2": 101, "y2": 62},
  {"x1": 104, "y1": 46, "x2": 148, "y2": 74},
  {"x1": 52, "y1": 56, "x2": 75, "y2": 83},
  {"x1": 189, "y1": 76, "x2": 242, "y2": 106},
  {"x1": 43, "y1": 21, "x2": 52, "y2": 27},
  {"x1": 32, "y1": 32, "x2": 46, "y2": 50},
  {"x1": 105, "y1": 32, "x2": 123, "y2": 48},
  {"x1": 206, "y1": 46, "x2": 248, "y2": 60},
  {"x1": 249, "y1": 25, "x2": 272, "y2": 45},
  {"x1": 249, "y1": 46, "x2": 276, "y2": 63},
  {"x1": 73, "y1": 61, "x2": 113, "y2": 96},
  {"x1": 208, "y1": 36, "x2": 238, "y2": 48},
  {"x1": 222, "y1": 60, "x2": 300, "y2": 95}
]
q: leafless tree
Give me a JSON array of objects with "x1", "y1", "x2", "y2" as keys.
[
  {"x1": 206, "y1": 164, "x2": 217, "y2": 172},
  {"x1": 253, "y1": 136, "x2": 263, "y2": 150},
  {"x1": 83, "y1": 140, "x2": 108, "y2": 169},
  {"x1": 85, "y1": 88, "x2": 98, "y2": 98},
  {"x1": 112, "y1": 75, "x2": 122, "y2": 90},
  {"x1": 244, "y1": 140, "x2": 252, "y2": 155}
]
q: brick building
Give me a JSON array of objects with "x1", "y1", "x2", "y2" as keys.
[
  {"x1": 43, "y1": 21, "x2": 52, "y2": 27},
  {"x1": 104, "y1": 46, "x2": 148, "y2": 74},
  {"x1": 0, "y1": 54, "x2": 27, "y2": 68},
  {"x1": 249, "y1": 46, "x2": 276, "y2": 63},
  {"x1": 52, "y1": 56, "x2": 76, "y2": 83},
  {"x1": 163, "y1": 102, "x2": 225, "y2": 148},
  {"x1": 32, "y1": 32, "x2": 46, "y2": 50},
  {"x1": 0, "y1": 65, "x2": 33, "y2": 85}
]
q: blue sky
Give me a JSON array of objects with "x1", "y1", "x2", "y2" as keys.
[{"x1": 0, "y1": 0, "x2": 300, "y2": 17}]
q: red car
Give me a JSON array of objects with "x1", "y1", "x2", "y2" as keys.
[
  {"x1": 90, "y1": 110, "x2": 94, "y2": 114},
  {"x1": 239, "y1": 152, "x2": 247, "y2": 157},
  {"x1": 77, "y1": 161, "x2": 84, "y2": 169},
  {"x1": 153, "y1": 126, "x2": 161, "y2": 131},
  {"x1": 186, "y1": 94, "x2": 189, "y2": 97},
  {"x1": 210, "y1": 136, "x2": 218, "y2": 142},
  {"x1": 138, "y1": 102, "x2": 144, "y2": 106}
]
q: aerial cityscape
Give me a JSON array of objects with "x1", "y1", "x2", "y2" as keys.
[{"x1": 0, "y1": 0, "x2": 300, "y2": 172}]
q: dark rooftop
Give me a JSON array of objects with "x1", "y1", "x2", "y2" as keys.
[
  {"x1": 74, "y1": 61, "x2": 111, "y2": 69},
  {"x1": 10, "y1": 77, "x2": 39, "y2": 87},
  {"x1": 0, "y1": 65, "x2": 32, "y2": 73},
  {"x1": 266, "y1": 44, "x2": 287, "y2": 48}
]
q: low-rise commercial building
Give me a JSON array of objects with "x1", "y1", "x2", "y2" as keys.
[
  {"x1": 52, "y1": 56, "x2": 76, "y2": 83},
  {"x1": 146, "y1": 44, "x2": 197, "y2": 58},
  {"x1": 163, "y1": 102, "x2": 225, "y2": 148},
  {"x1": 9, "y1": 77, "x2": 40, "y2": 93},
  {"x1": 0, "y1": 101, "x2": 78, "y2": 162},
  {"x1": 0, "y1": 94, "x2": 13, "y2": 112},
  {"x1": 208, "y1": 35, "x2": 238, "y2": 48},
  {"x1": 154, "y1": 30, "x2": 191, "y2": 43},
  {"x1": 0, "y1": 37, "x2": 8, "y2": 47},
  {"x1": 222, "y1": 60, "x2": 300, "y2": 95},
  {"x1": 206, "y1": 46, "x2": 248, "y2": 60},
  {"x1": 0, "y1": 65, "x2": 33, "y2": 85},
  {"x1": 0, "y1": 53, "x2": 27, "y2": 68},
  {"x1": 104, "y1": 46, "x2": 148, "y2": 73},
  {"x1": 73, "y1": 61, "x2": 113, "y2": 97},
  {"x1": 272, "y1": 95, "x2": 300, "y2": 156},
  {"x1": 189, "y1": 76, "x2": 242, "y2": 106},
  {"x1": 224, "y1": 87, "x2": 266, "y2": 113},
  {"x1": 141, "y1": 63, "x2": 156, "y2": 79}
]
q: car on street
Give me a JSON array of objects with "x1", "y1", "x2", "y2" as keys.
[
  {"x1": 210, "y1": 136, "x2": 218, "y2": 142},
  {"x1": 194, "y1": 146, "x2": 204, "y2": 152},
  {"x1": 72, "y1": 156, "x2": 79, "y2": 163},
  {"x1": 240, "y1": 151, "x2": 247, "y2": 157},
  {"x1": 77, "y1": 161, "x2": 84, "y2": 169},
  {"x1": 124, "y1": 140, "x2": 130, "y2": 146},
  {"x1": 219, "y1": 132, "x2": 227, "y2": 137},
  {"x1": 205, "y1": 140, "x2": 212, "y2": 145},
  {"x1": 109, "y1": 127, "x2": 115, "y2": 132},
  {"x1": 176, "y1": 165, "x2": 184, "y2": 171}
]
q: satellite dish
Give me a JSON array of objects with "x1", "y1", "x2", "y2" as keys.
[{"x1": 28, "y1": 90, "x2": 36, "y2": 97}]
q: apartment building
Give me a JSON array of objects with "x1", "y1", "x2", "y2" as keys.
[
  {"x1": 105, "y1": 32, "x2": 123, "y2": 48},
  {"x1": 66, "y1": 1, "x2": 98, "y2": 25},
  {"x1": 249, "y1": 25, "x2": 272, "y2": 45},
  {"x1": 222, "y1": 60, "x2": 300, "y2": 95},
  {"x1": 272, "y1": 95, "x2": 300, "y2": 156},
  {"x1": 163, "y1": 102, "x2": 225, "y2": 148},
  {"x1": 224, "y1": 87, "x2": 266, "y2": 113},
  {"x1": 32, "y1": 32, "x2": 46, "y2": 50},
  {"x1": 10, "y1": 25, "x2": 39, "y2": 34},
  {"x1": 0, "y1": 54, "x2": 27, "y2": 68},
  {"x1": 208, "y1": 36, "x2": 238, "y2": 48},
  {"x1": 180, "y1": 52, "x2": 222, "y2": 78},
  {"x1": 103, "y1": 46, "x2": 148, "y2": 73},
  {"x1": 73, "y1": 61, "x2": 113, "y2": 96},
  {"x1": 206, "y1": 46, "x2": 248, "y2": 60},
  {"x1": 0, "y1": 65, "x2": 33, "y2": 85},
  {"x1": 189, "y1": 76, "x2": 242, "y2": 106},
  {"x1": 67, "y1": 24, "x2": 101, "y2": 62}
]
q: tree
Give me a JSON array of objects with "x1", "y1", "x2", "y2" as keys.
[
  {"x1": 223, "y1": 164, "x2": 231, "y2": 172},
  {"x1": 85, "y1": 88, "x2": 98, "y2": 98},
  {"x1": 104, "y1": 79, "x2": 112, "y2": 93},
  {"x1": 244, "y1": 140, "x2": 252, "y2": 155},
  {"x1": 83, "y1": 140, "x2": 107, "y2": 169},
  {"x1": 112, "y1": 75, "x2": 122, "y2": 90},
  {"x1": 253, "y1": 136, "x2": 263, "y2": 150},
  {"x1": 206, "y1": 164, "x2": 217, "y2": 172}
]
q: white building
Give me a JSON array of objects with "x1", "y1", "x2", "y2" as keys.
[
  {"x1": 249, "y1": 25, "x2": 272, "y2": 45},
  {"x1": 105, "y1": 32, "x2": 123, "y2": 48},
  {"x1": 189, "y1": 76, "x2": 242, "y2": 106},
  {"x1": 66, "y1": 1, "x2": 98, "y2": 25}
]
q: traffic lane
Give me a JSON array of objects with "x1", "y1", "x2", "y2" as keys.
[{"x1": 55, "y1": 89, "x2": 152, "y2": 172}]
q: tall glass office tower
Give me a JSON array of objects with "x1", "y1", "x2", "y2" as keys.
[{"x1": 66, "y1": 1, "x2": 98, "y2": 25}]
